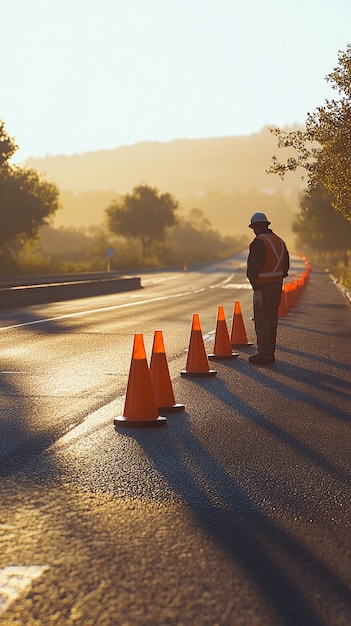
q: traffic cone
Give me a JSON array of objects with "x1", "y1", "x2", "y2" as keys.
[
  {"x1": 278, "y1": 285, "x2": 288, "y2": 317},
  {"x1": 114, "y1": 333, "x2": 167, "y2": 427},
  {"x1": 285, "y1": 283, "x2": 294, "y2": 312},
  {"x1": 150, "y1": 330, "x2": 185, "y2": 412},
  {"x1": 208, "y1": 306, "x2": 239, "y2": 360},
  {"x1": 230, "y1": 301, "x2": 253, "y2": 346},
  {"x1": 180, "y1": 313, "x2": 217, "y2": 377}
]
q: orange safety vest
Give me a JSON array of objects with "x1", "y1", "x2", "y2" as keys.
[{"x1": 256, "y1": 233, "x2": 286, "y2": 285}]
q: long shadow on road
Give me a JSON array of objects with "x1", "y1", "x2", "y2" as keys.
[
  {"x1": 239, "y1": 359, "x2": 351, "y2": 430},
  {"x1": 3, "y1": 344, "x2": 350, "y2": 624},
  {"x1": 0, "y1": 312, "x2": 87, "y2": 477},
  {"x1": 126, "y1": 347, "x2": 351, "y2": 624},
  {"x1": 130, "y1": 403, "x2": 351, "y2": 626}
]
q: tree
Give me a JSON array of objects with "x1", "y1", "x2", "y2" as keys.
[
  {"x1": 0, "y1": 120, "x2": 60, "y2": 259},
  {"x1": 293, "y1": 185, "x2": 351, "y2": 265},
  {"x1": 267, "y1": 45, "x2": 351, "y2": 223},
  {"x1": 166, "y1": 207, "x2": 247, "y2": 263},
  {"x1": 0, "y1": 120, "x2": 18, "y2": 167},
  {"x1": 106, "y1": 184, "x2": 178, "y2": 257}
]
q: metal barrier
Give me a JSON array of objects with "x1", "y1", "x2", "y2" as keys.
[
  {"x1": 0, "y1": 273, "x2": 142, "y2": 309},
  {"x1": 330, "y1": 274, "x2": 351, "y2": 304}
]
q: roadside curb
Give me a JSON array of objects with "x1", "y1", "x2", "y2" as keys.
[
  {"x1": 329, "y1": 274, "x2": 351, "y2": 305},
  {"x1": 0, "y1": 275, "x2": 142, "y2": 309}
]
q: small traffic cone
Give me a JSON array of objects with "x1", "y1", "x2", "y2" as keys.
[
  {"x1": 114, "y1": 333, "x2": 167, "y2": 427},
  {"x1": 150, "y1": 330, "x2": 185, "y2": 412},
  {"x1": 208, "y1": 306, "x2": 239, "y2": 360},
  {"x1": 230, "y1": 301, "x2": 253, "y2": 346},
  {"x1": 278, "y1": 285, "x2": 288, "y2": 317},
  {"x1": 285, "y1": 283, "x2": 294, "y2": 312},
  {"x1": 180, "y1": 313, "x2": 217, "y2": 377}
]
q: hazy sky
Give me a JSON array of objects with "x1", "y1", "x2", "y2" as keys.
[{"x1": 2, "y1": 0, "x2": 351, "y2": 162}]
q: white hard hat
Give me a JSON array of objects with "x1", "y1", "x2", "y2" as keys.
[{"x1": 249, "y1": 212, "x2": 271, "y2": 228}]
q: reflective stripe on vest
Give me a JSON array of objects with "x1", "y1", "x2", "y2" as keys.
[{"x1": 257, "y1": 234, "x2": 285, "y2": 281}]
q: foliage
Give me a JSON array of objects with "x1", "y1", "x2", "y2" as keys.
[
  {"x1": 292, "y1": 184, "x2": 351, "y2": 288},
  {"x1": 293, "y1": 185, "x2": 351, "y2": 258},
  {"x1": 267, "y1": 44, "x2": 351, "y2": 223},
  {"x1": 1, "y1": 201, "x2": 248, "y2": 276},
  {"x1": 35, "y1": 225, "x2": 98, "y2": 263},
  {"x1": 0, "y1": 120, "x2": 17, "y2": 167},
  {"x1": 106, "y1": 184, "x2": 178, "y2": 257},
  {"x1": 0, "y1": 120, "x2": 61, "y2": 262},
  {"x1": 0, "y1": 167, "x2": 60, "y2": 255},
  {"x1": 166, "y1": 208, "x2": 247, "y2": 263},
  {"x1": 328, "y1": 261, "x2": 351, "y2": 289},
  {"x1": 89, "y1": 230, "x2": 142, "y2": 270}
]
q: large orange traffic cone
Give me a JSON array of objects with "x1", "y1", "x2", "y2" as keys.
[
  {"x1": 114, "y1": 333, "x2": 167, "y2": 427},
  {"x1": 208, "y1": 306, "x2": 239, "y2": 360},
  {"x1": 150, "y1": 330, "x2": 185, "y2": 412},
  {"x1": 230, "y1": 301, "x2": 253, "y2": 346},
  {"x1": 180, "y1": 313, "x2": 217, "y2": 377}
]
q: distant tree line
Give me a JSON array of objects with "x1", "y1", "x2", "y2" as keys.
[
  {"x1": 28, "y1": 186, "x2": 247, "y2": 273},
  {"x1": 0, "y1": 126, "x2": 247, "y2": 276},
  {"x1": 0, "y1": 120, "x2": 245, "y2": 275},
  {"x1": 2, "y1": 38, "x2": 351, "y2": 288}
]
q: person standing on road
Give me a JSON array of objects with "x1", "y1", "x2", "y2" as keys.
[{"x1": 246, "y1": 212, "x2": 290, "y2": 365}]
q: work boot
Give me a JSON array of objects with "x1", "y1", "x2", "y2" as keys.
[{"x1": 249, "y1": 354, "x2": 276, "y2": 365}]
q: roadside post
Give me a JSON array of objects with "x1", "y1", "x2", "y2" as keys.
[{"x1": 105, "y1": 247, "x2": 114, "y2": 272}]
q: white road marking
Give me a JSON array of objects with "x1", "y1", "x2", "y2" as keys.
[
  {"x1": 221, "y1": 283, "x2": 252, "y2": 289},
  {"x1": 203, "y1": 330, "x2": 216, "y2": 342},
  {"x1": 141, "y1": 274, "x2": 180, "y2": 285},
  {"x1": 0, "y1": 565, "x2": 49, "y2": 614},
  {"x1": 0, "y1": 274, "x2": 238, "y2": 331}
]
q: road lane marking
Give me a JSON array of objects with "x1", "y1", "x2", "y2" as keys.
[
  {"x1": 221, "y1": 283, "x2": 252, "y2": 289},
  {"x1": 0, "y1": 291, "x2": 205, "y2": 331},
  {"x1": 0, "y1": 274, "x2": 238, "y2": 331},
  {"x1": 141, "y1": 274, "x2": 180, "y2": 285},
  {"x1": 0, "y1": 565, "x2": 49, "y2": 614},
  {"x1": 203, "y1": 330, "x2": 216, "y2": 342},
  {"x1": 52, "y1": 397, "x2": 125, "y2": 449}
]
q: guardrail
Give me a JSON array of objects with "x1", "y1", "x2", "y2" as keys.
[
  {"x1": 330, "y1": 274, "x2": 351, "y2": 304},
  {"x1": 0, "y1": 272, "x2": 142, "y2": 309}
]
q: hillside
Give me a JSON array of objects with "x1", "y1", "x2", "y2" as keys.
[{"x1": 26, "y1": 126, "x2": 305, "y2": 242}]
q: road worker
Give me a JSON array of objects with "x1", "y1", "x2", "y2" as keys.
[{"x1": 247, "y1": 212, "x2": 290, "y2": 364}]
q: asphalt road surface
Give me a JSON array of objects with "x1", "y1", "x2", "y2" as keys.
[{"x1": 0, "y1": 254, "x2": 350, "y2": 626}]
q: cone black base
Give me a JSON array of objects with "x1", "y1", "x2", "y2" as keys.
[
  {"x1": 114, "y1": 416, "x2": 167, "y2": 428},
  {"x1": 158, "y1": 403, "x2": 185, "y2": 412},
  {"x1": 231, "y1": 342, "x2": 253, "y2": 347},
  {"x1": 208, "y1": 353, "x2": 239, "y2": 360},
  {"x1": 180, "y1": 369, "x2": 217, "y2": 377}
]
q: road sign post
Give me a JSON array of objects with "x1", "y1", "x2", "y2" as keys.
[{"x1": 105, "y1": 247, "x2": 114, "y2": 272}]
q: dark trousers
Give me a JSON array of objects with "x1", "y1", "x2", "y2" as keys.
[{"x1": 253, "y1": 282, "x2": 282, "y2": 358}]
